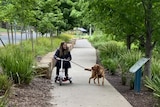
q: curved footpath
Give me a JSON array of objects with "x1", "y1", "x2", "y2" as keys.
[{"x1": 50, "y1": 39, "x2": 132, "y2": 107}]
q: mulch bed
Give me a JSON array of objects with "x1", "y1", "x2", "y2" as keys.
[
  {"x1": 105, "y1": 71, "x2": 157, "y2": 107},
  {"x1": 8, "y1": 78, "x2": 54, "y2": 107}
]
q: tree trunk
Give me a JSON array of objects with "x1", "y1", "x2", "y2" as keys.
[
  {"x1": 25, "y1": 29, "x2": 28, "y2": 40},
  {"x1": 31, "y1": 29, "x2": 34, "y2": 52},
  {"x1": 143, "y1": 0, "x2": 153, "y2": 79},
  {"x1": 50, "y1": 31, "x2": 53, "y2": 46},
  {"x1": 20, "y1": 26, "x2": 24, "y2": 45},
  {"x1": 139, "y1": 35, "x2": 145, "y2": 51},
  {"x1": 6, "y1": 23, "x2": 11, "y2": 44},
  {"x1": 11, "y1": 23, "x2": 14, "y2": 44},
  {"x1": 126, "y1": 34, "x2": 132, "y2": 50},
  {"x1": 14, "y1": 23, "x2": 17, "y2": 44}
]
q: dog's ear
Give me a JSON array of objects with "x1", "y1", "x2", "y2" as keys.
[{"x1": 91, "y1": 67, "x2": 94, "y2": 70}]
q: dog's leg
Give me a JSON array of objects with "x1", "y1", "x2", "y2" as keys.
[
  {"x1": 102, "y1": 76, "x2": 104, "y2": 86},
  {"x1": 97, "y1": 77, "x2": 100, "y2": 86},
  {"x1": 89, "y1": 77, "x2": 93, "y2": 84},
  {"x1": 93, "y1": 76, "x2": 97, "y2": 84}
]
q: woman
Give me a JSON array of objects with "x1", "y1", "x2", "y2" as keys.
[{"x1": 54, "y1": 42, "x2": 72, "y2": 79}]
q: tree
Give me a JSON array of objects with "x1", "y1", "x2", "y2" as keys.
[
  {"x1": 84, "y1": 0, "x2": 160, "y2": 78},
  {"x1": 58, "y1": 0, "x2": 84, "y2": 31}
]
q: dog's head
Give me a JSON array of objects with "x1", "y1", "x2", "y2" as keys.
[{"x1": 91, "y1": 64, "x2": 100, "y2": 71}]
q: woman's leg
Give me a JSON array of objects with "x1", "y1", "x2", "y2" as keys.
[
  {"x1": 56, "y1": 67, "x2": 60, "y2": 76},
  {"x1": 65, "y1": 68, "x2": 68, "y2": 78}
]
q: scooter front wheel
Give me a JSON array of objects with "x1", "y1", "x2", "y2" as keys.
[{"x1": 70, "y1": 80, "x2": 72, "y2": 84}]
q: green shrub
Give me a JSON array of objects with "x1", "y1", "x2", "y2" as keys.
[
  {"x1": 0, "y1": 46, "x2": 33, "y2": 84},
  {"x1": 59, "y1": 33, "x2": 74, "y2": 42},
  {"x1": 0, "y1": 74, "x2": 11, "y2": 91},
  {"x1": 34, "y1": 37, "x2": 62, "y2": 56},
  {"x1": 101, "y1": 58, "x2": 118, "y2": 75},
  {"x1": 119, "y1": 50, "x2": 143, "y2": 85},
  {"x1": 89, "y1": 32, "x2": 113, "y2": 43},
  {"x1": 0, "y1": 89, "x2": 9, "y2": 107},
  {"x1": 0, "y1": 74, "x2": 11, "y2": 107},
  {"x1": 92, "y1": 42, "x2": 105, "y2": 49},
  {"x1": 119, "y1": 50, "x2": 143, "y2": 74},
  {"x1": 98, "y1": 41, "x2": 125, "y2": 58},
  {"x1": 145, "y1": 76, "x2": 160, "y2": 99},
  {"x1": 151, "y1": 58, "x2": 160, "y2": 77}
]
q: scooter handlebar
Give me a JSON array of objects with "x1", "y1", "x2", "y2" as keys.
[{"x1": 56, "y1": 57, "x2": 70, "y2": 61}]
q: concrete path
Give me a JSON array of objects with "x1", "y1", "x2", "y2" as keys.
[{"x1": 50, "y1": 39, "x2": 132, "y2": 107}]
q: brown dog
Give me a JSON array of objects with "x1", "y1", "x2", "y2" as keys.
[{"x1": 85, "y1": 64, "x2": 105, "y2": 86}]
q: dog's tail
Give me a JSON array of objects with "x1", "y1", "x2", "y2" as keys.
[{"x1": 84, "y1": 68, "x2": 92, "y2": 71}]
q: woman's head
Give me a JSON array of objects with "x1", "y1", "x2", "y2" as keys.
[
  {"x1": 60, "y1": 42, "x2": 67, "y2": 50},
  {"x1": 59, "y1": 42, "x2": 69, "y2": 56}
]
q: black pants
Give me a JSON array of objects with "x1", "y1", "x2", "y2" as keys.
[{"x1": 56, "y1": 67, "x2": 68, "y2": 77}]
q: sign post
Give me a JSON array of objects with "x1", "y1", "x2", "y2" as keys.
[{"x1": 129, "y1": 58, "x2": 150, "y2": 93}]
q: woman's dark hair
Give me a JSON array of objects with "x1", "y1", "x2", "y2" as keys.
[{"x1": 59, "y1": 42, "x2": 69, "y2": 57}]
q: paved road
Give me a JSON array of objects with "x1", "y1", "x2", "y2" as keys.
[
  {"x1": 50, "y1": 39, "x2": 132, "y2": 107},
  {"x1": 0, "y1": 32, "x2": 48, "y2": 46}
]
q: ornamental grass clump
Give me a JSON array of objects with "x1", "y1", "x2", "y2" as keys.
[{"x1": 0, "y1": 46, "x2": 33, "y2": 84}]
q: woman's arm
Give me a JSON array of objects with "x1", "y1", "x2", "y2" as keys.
[
  {"x1": 54, "y1": 49, "x2": 60, "y2": 60},
  {"x1": 67, "y1": 52, "x2": 72, "y2": 61}
]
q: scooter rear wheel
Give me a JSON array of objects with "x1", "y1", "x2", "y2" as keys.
[{"x1": 69, "y1": 80, "x2": 72, "y2": 84}]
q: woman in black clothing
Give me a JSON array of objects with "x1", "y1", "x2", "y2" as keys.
[{"x1": 54, "y1": 42, "x2": 72, "y2": 79}]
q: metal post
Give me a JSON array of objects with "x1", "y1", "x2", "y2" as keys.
[
  {"x1": 89, "y1": 24, "x2": 92, "y2": 36},
  {"x1": 134, "y1": 67, "x2": 142, "y2": 92}
]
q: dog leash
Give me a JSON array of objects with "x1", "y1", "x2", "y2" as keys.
[{"x1": 70, "y1": 61, "x2": 86, "y2": 69}]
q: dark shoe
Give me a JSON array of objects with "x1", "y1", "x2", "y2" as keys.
[
  {"x1": 65, "y1": 76, "x2": 68, "y2": 80},
  {"x1": 55, "y1": 75, "x2": 58, "y2": 80}
]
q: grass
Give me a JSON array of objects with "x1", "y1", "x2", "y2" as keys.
[
  {"x1": 0, "y1": 46, "x2": 34, "y2": 84},
  {"x1": 0, "y1": 28, "x2": 7, "y2": 32},
  {"x1": 0, "y1": 74, "x2": 12, "y2": 91},
  {"x1": 0, "y1": 74, "x2": 11, "y2": 107}
]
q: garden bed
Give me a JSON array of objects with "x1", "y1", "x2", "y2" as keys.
[
  {"x1": 8, "y1": 78, "x2": 54, "y2": 107},
  {"x1": 105, "y1": 70, "x2": 157, "y2": 107}
]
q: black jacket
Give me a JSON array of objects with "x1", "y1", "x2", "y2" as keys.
[{"x1": 54, "y1": 49, "x2": 72, "y2": 69}]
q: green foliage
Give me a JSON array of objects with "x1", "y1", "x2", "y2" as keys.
[
  {"x1": 145, "y1": 76, "x2": 160, "y2": 99},
  {"x1": 118, "y1": 50, "x2": 143, "y2": 86},
  {"x1": 0, "y1": 46, "x2": 33, "y2": 84},
  {"x1": 0, "y1": 28, "x2": 7, "y2": 32},
  {"x1": 59, "y1": 33, "x2": 74, "y2": 42},
  {"x1": 101, "y1": 58, "x2": 118, "y2": 75},
  {"x1": 151, "y1": 58, "x2": 160, "y2": 78},
  {"x1": 59, "y1": 0, "x2": 83, "y2": 30},
  {"x1": 89, "y1": 32, "x2": 113, "y2": 43},
  {"x1": 0, "y1": 88, "x2": 10, "y2": 107},
  {"x1": 98, "y1": 41, "x2": 125, "y2": 58},
  {"x1": 0, "y1": 74, "x2": 11, "y2": 91},
  {"x1": 21, "y1": 37, "x2": 62, "y2": 56},
  {"x1": 0, "y1": 74, "x2": 11, "y2": 106},
  {"x1": 119, "y1": 50, "x2": 143, "y2": 73}
]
